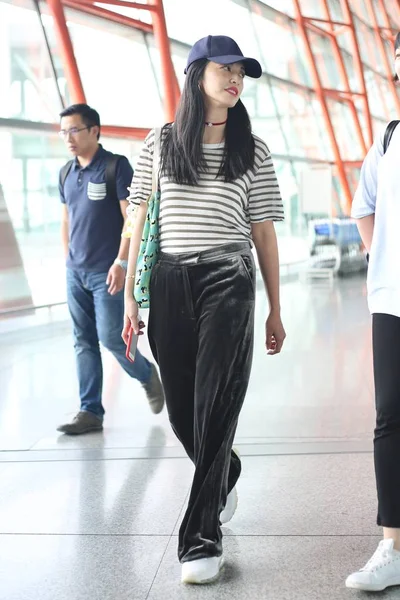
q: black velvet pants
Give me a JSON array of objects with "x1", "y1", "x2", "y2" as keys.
[{"x1": 148, "y1": 242, "x2": 255, "y2": 562}]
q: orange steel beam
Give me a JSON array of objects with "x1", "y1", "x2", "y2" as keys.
[
  {"x1": 102, "y1": 125, "x2": 149, "y2": 139},
  {"x1": 330, "y1": 25, "x2": 349, "y2": 37},
  {"x1": 321, "y1": 0, "x2": 367, "y2": 155},
  {"x1": 46, "y1": 0, "x2": 86, "y2": 103},
  {"x1": 68, "y1": 0, "x2": 157, "y2": 12},
  {"x1": 63, "y1": 0, "x2": 153, "y2": 32},
  {"x1": 323, "y1": 88, "x2": 365, "y2": 99},
  {"x1": 340, "y1": 0, "x2": 374, "y2": 146},
  {"x1": 303, "y1": 19, "x2": 336, "y2": 39},
  {"x1": 82, "y1": 0, "x2": 157, "y2": 10},
  {"x1": 306, "y1": 16, "x2": 351, "y2": 27},
  {"x1": 293, "y1": 0, "x2": 353, "y2": 214},
  {"x1": 364, "y1": 0, "x2": 400, "y2": 114},
  {"x1": 148, "y1": 0, "x2": 177, "y2": 121}
]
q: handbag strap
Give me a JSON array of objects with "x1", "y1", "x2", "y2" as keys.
[{"x1": 152, "y1": 127, "x2": 161, "y2": 194}]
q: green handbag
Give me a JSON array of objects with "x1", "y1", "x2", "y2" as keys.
[{"x1": 134, "y1": 128, "x2": 161, "y2": 309}]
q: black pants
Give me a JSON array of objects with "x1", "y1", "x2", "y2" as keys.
[
  {"x1": 148, "y1": 242, "x2": 255, "y2": 562},
  {"x1": 373, "y1": 313, "x2": 400, "y2": 527}
]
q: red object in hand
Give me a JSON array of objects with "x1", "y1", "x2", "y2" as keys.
[{"x1": 126, "y1": 326, "x2": 138, "y2": 363}]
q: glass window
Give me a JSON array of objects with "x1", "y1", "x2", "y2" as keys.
[
  {"x1": 251, "y1": 11, "x2": 312, "y2": 87},
  {"x1": 354, "y1": 15, "x2": 385, "y2": 75},
  {"x1": 364, "y1": 69, "x2": 397, "y2": 120},
  {"x1": 163, "y1": 0, "x2": 260, "y2": 61},
  {"x1": 327, "y1": 0, "x2": 344, "y2": 22},
  {"x1": 266, "y1": 81, "x2": 332, "y2": 160},
  {"x1": 0, "y1": 1, "x2": 63, "y2": 122},
  {"x1": 307, "y1": 31, "x2": 343, "y2": 91},
  {"x1": 326, "y1": 98, "x2": 366, "y2": 160},
  {"x1": 65, "y1": 17, "x2": 163, "y2": 127},
  {"x1": 256, "y1": 0, "x2": 295, "y2": 18},
  {"x1": 350, "y1": 0, "x2": 371, "y2": 23}
]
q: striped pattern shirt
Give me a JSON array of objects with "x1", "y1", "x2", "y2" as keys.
[{"x1": 128, "y1": 128, "x2": 284, "y2": 254}]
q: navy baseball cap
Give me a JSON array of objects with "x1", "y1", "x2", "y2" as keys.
[{"x1": 184, "y1": 35, "x2": 262, "y2": 79}]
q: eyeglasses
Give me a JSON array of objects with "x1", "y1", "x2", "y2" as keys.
[{"x1": 58, "y1": 126, "x2": 90, "y2": 138}]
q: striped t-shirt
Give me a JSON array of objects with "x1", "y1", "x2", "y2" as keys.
[{"x1": 128, "y1": 128, "x2": 284, "y2": 254}]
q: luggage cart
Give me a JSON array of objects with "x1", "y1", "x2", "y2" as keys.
[{"x1": 303, "y1": 218, "x2": 366, "y2": 281}]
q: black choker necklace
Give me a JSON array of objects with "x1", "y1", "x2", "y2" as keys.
[{"x1": 205, "y1": 120, "x2": 227, "y2": 127}]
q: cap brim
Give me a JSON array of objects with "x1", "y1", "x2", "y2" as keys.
[{"x1": 208, "y1": 54, "x2": 262, "y2": 78}]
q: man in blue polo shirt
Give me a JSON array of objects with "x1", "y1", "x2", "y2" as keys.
[{"x1": 57, "y1": 103, "x2": 164, "y2": 435}]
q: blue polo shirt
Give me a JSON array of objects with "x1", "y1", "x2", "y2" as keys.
[{"x1": 59, "y1": 145, "x2": 133, "y2": 272}]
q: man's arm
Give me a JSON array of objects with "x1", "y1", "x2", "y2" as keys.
[
  {"x1": 106, "y1": 200, "x2": 130, "y2": 295},
  {"x1": 61, "y1": 204, "x2": 69, "y2": 259},
  {"x1": 113, "y1": 156, "x2": 134, "y2": 265}
]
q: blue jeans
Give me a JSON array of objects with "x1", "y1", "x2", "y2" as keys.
[{"x1": 66, "y1": 269, "x2": 152, "y2": 419}]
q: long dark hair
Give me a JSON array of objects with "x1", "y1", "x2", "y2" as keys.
[{"x1": 160, "y1": 59, "x2": 255, "y2": 185}]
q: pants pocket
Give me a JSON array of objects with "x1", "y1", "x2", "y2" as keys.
[{"x1": 239, "y1": 254, "x2": 255, "y2": 290}]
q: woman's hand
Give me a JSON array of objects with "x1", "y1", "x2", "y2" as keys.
[
  {"x1": 265, "y1": 310, "x2": 286, "y2": 355},
  {"x1": 122, "y1": 296, "x2": 144, "y2": 344}
]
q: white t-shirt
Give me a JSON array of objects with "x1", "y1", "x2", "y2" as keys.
[
  {"x1": 128, "y1": 128, "x2": 284, "y2": 254},
  {"x1": 351, "y1": 122, "x2": 400, "y2": 317}
]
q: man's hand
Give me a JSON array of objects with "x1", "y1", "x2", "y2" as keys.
[
  {"x1": 265, "y1": 310, "x2": 286, "y2": 355},
  {"x1": 106, "y1": 264, "x2": 125, "y2": 295}
]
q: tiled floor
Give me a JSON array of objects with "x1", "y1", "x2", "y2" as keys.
[{"x1": 0, "y1": 274, "x2": 393, "y2": 599}]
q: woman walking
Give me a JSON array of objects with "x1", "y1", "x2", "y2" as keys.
[{"x1": 123, "y1": 35, "x2": 285, "y2": 584}]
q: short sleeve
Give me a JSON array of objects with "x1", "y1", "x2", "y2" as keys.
[
  {"x1": 351, "y1": 126, "x2": 384, "y2": 219},
  {"x1": 127, "y1": 130, "x2": 155, "y2": 207},
  {"x1": 248, "y1": 152, "x2": 284, "y2": 223},
  {"x1": 115, "y1": 156, "x2": 133, "y2": 201},
  {"x1": 59, "y1": 171, "x2": 66, "y2": 204}
]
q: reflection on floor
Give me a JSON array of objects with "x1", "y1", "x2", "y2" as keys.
[{"x1": 0, "y1": 274, "x2": 391, "y2": 599}]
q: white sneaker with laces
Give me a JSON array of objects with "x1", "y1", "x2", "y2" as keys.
[
  {"x1": 181, "y1": 556, "x2": 224, "y2": 584},
  {"x1": 346, "y1": 539, "x2": 400, "y2": 592}
]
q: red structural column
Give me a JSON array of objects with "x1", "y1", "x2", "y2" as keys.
[
  {"x1": 46, "y1": 0, "x2": 86, "y2": 104},
  {"x1": 293, "y1": 0, "x2": 353, "y2": 214},
  {"x1": 149, "y1": 0, "x2": 178, "y2": 122}
]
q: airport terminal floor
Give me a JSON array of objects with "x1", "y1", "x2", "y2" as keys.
[{"x1": 0, "y1": 273, "x2": 391, "y2": 599}]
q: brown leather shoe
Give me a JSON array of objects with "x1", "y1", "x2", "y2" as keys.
[{"x1": 57, "y1": 411, "x2": 103, "y2": 435}]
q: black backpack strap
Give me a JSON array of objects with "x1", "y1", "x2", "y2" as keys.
[
  {"x1": 59, "y1": 160, "x2": 73, "y2": 190},
  {"x1": 383, "y1": 120, "x2": 400, "y2": 153},
  {"x1": 60, "y1": 154, "x2": 123, "y2": 201},
  {"x1": 105, "y1": 154, "x2": 122, "y2": 202}
]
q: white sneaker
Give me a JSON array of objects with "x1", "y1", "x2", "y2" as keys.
[
  {"x1": 181, "y1": 556, "x2": 224, "y2": 584},
  {"x1": 220, "y1": 486, "x2": 238, "y2": 524},
  {"x1": 346, "y1": 539, "x2": 400, "y2": 592},
  {"x1": 220, "y1": 447, "x2": 240, "y2": 525}
]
